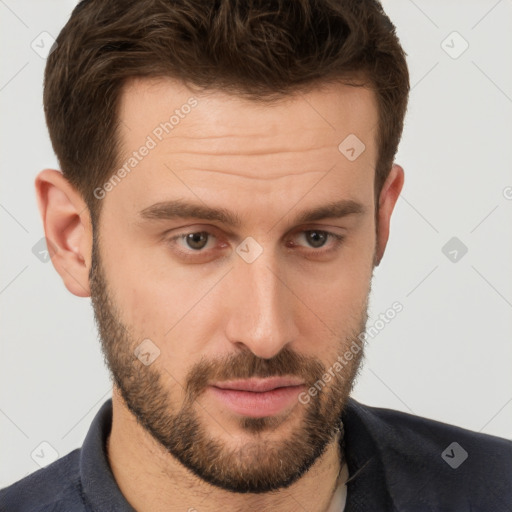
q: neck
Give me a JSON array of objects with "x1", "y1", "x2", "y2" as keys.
[{"x1": 107, "y1": 391, "x2": 345, "y2": 512}]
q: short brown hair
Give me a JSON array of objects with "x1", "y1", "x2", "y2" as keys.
[{"x1": 44, "y1": 0, "x2": 409, "y2": 225}]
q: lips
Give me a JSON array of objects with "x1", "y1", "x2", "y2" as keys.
[
  {"x1": 210, "y1": 376, "x2": 305, "y2": 393},
  {"x1": 208, "y1": 377, "x2": 306, "y2": 418}
]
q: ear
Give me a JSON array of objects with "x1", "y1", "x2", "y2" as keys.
[
  {"x1": 374, "y1": 164, "x2": 404, "y2": 266},
  {"x1": 35, "y1": 169, "x2": 93, "y2": 297}
]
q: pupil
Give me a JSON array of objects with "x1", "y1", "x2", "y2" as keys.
[
  {"x1": 307, "y1": 231, "x2": 326, "y2": 248},
  {"x1": 186, "y1": 232, "x2": 208, "y2": 250}
]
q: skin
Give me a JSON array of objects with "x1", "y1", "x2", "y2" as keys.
[{"x1": 35, "y1": 77, "x2": 404, "y2": 512}]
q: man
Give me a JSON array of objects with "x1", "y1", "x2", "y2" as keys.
[{"x1": 1, "y1": 0, "x2": 511, "y2": 510}]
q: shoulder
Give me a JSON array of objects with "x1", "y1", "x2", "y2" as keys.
[
  {"x1": 0, "y1": 449, "x2": 86, "y2": 512},
  {"x1": 357, "y1": 400, "x2": 512, "y2": 464},
  {"x1": 346, "y1": 399, "x2": 512, "y2": 508}
]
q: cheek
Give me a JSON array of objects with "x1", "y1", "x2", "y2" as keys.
[
  {"x1": 290, "y1": 230, "x2": 374, "y2": 349},
  {"x1": 105, "y1": 251, "x2": 225, "y2": 376},
  {"x1": 293, "y1": 269, "x2": 371, "y2": 336},
  {"x1": 99, "y1": 231, "x2": 202, "y2": 342}
]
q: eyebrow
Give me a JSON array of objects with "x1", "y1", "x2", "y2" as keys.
[{"x1": 138, "y1": 198, "x2": 366, "y2": 228}]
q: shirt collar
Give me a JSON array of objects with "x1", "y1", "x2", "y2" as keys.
[
  {"x1": 79, "y1": 399, "x2": 136, "y2": 511},
  {"x1": 341, "y1": 399, "x2": 394, "y2": 510}
]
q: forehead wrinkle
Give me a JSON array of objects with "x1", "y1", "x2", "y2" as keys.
[
  {"x1": 160, "y1": 146, "x2": 338, "y2": 158},
  {"x1": 149, "y1": 131, "x2": 341, "y2": 156},
  {"x1": 164, "y1": 167, "x2": 329, "y2": 181}
]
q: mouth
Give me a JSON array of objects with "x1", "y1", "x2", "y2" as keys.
[{"x1": 208, "y1": 377, "x2": 306, "y2": 418}]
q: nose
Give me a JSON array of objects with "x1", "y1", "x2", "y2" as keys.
[{"x1": 224, "y1": 250, "x2": 299, "y2": 360}]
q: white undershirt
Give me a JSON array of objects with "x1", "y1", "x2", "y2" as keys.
[{"x1": 325, "y1": 461, "x2": 348, "y2": 512}]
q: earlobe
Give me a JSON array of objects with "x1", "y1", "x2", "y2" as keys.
[
  {"x1": 35, "y1": 169, "x2": 93, "y2": 297},
  {"x1": 375, "y1": 164, "x2": 404, "y2": 266}
]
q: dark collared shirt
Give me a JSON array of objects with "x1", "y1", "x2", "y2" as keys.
[{"x1": 1, "y1": 398, "x2": 511, "y2": 511}]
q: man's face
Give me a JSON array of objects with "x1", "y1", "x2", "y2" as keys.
[{"x1": 90, "y1": 78, "x2": 379, "y2": 493}]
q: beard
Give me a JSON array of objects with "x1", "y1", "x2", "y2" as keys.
[{"x1": 89, "y1": 233, "x2": 368, "y2": 494}]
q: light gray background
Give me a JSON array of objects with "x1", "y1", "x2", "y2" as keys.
[{"x1": 1, "y1": 0, "x2": 511, "y2": 488}]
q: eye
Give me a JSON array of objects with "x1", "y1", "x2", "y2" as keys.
[
  {"x1": 165, "y1": 229, "x2": 230, "y2": 262},
  {"x1": 183, "y1": 231, "x2": 209, "y2": 250},
  {"x1": 292, "y1": 230, "x2": 344, "y2": 250},
  {"x1": 303, "y1": 230, "x2": 329, "y2": 248}
]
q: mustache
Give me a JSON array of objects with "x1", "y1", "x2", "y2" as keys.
[{"x1": 184, "y1": 347, "x2": 326, "y2": 403}]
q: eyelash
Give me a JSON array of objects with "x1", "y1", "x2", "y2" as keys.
[{"x1": 165, "y1": 229, "x2": 345, "y2": 261}]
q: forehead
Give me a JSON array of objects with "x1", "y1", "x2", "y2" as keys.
[
  {"x1": 117, "y1": 77, "x2": 378, "y2": 148},
  {"x1": 108, "y1": 77, "x2": 379, "y2": 217}
]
